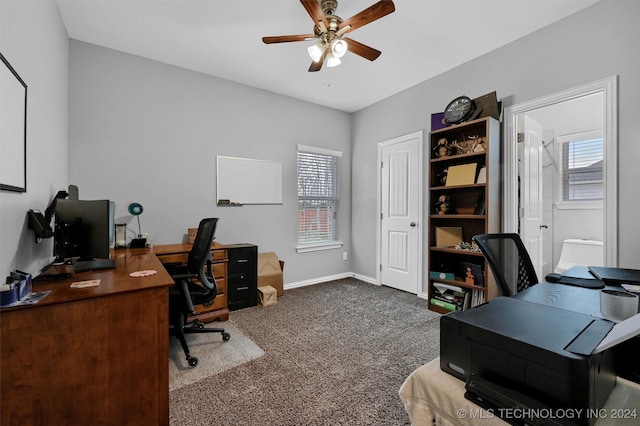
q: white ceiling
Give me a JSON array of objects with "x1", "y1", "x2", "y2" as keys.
[{"x1": 55, "y1": 0, "x2": 599, "y2": 113}]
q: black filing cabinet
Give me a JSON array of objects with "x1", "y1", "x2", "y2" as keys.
[{"x1": 227, "y1": 244, "x2": 258, "y2": 311}]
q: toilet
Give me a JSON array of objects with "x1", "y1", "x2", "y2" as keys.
[{"x1": 555, "y1": 239, "x2": 604, "y2": 274}]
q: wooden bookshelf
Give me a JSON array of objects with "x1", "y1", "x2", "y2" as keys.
[{"x1": 427, "y1": 117, "x2": 501, "y2": 314}]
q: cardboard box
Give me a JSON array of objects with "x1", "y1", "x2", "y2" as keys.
[
  {"x1": 258, "y1": 252, "x2": 284, "y2": 296},
  {"x1": 435, "y1": 227, "x2": 463, "y2": 247},
  {"x1": 258, "y1": 285, "x2": 277, "y2": 306},
  {"x1": 187, "y1": 228, "x2": 197, "y2": 244}
]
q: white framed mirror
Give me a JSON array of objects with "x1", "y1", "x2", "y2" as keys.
[{"x1": 503, "y1": 76, "x2": 618, "y2": 277}]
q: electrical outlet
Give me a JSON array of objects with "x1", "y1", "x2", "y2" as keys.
[{"x1": 343, "y1": 252, "x2": 348, "y2": 261}]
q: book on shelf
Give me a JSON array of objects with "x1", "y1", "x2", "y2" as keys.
[
  {"x1": 476, "y1": 166, "x2": 487, "y2": 184},
  {"x1": 432, "y1": 282, "x2": 471, "y2": 311},
  {"x1": 473, "y1": 193, "x2": 486, "y2": 215},
  {"x1": 430, "y1": 297, "x2": 459, "y2": 312},
  {"x1": 470, "y1": 289, "x2": 484, "y2": 308}
]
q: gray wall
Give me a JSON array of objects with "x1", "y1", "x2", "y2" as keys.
[
  {"x1": 2, "y1": 0, "x2": 638, "y2": 289},
  {"x1": 351, "y1": 0, "x2": 640, "y2": 289},
  {"x1": 68, "y1": 40, "x2": 353, "y2": 284},
  {"x1": 0, "y1": 0, "x2": 69, "y2": 276}
]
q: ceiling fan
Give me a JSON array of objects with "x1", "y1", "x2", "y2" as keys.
[{"x1": 262, "y1": 0, "x2": 395, "y2": 72}]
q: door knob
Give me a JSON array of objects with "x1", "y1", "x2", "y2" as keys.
[
  {"x1": 540, "y1": 224, "x2": 548, "y2": 229},
  {"x1": 410, "y1": 222, "x2": 417, "y2": 227}
]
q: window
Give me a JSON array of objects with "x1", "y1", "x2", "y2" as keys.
[
  {"x1": 297, "y1": 145, "x2": 342, "y2": 252},
  {"x1": 560, "y1": 133, "x2": 604, "y2": 201},
  {"x1": 558, "y1": 130, "x2": 603, "y2": 203}
]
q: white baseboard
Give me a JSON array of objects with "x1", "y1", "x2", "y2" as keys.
[{"x1": 284, "y1": 272, "x2": 378, "y2": 291}]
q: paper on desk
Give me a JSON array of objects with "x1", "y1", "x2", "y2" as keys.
[
  {"x1": 594, "y1": 313, "x2": 640, "y2": 353},
  {"x1": 70, "y1": 279, "x2": 100, "y2": 288}
]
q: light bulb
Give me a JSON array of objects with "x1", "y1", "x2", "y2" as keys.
[
  {"x1": 326, "y1": 52, "x2": 341, "y2": 68},
  {"x1": 308, "y1": 42, "x2": 325, "y2": 63},
  {"x1": 331, "y1": 38, "x2": 348, "y2": 58}
]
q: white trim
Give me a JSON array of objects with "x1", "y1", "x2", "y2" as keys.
[
  {"x1": 295, "y1": 241, "x2": 343, "y2": 253},
  {"x1": 284, "y1": 272, "x2": 377, "y2": 291},
  {"x1": 297, "y1": 144, "x2": 343, "y2": 157},
  {"x1": 283, "y1": 273, "x2": 431, "y2": 298},
  {"x1": 555, "y1": 201, "x2": 602, "y2": 210},
  {"x1": 376, "y1": 131, "x2": 423, "y2": 292},
  {"x1": 504, "y1": 75, "x2": 618, "y2": 267}
]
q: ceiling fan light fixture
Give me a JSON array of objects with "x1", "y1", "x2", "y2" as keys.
[
  {"x1": 263, "y1": 0, "x2": 396, "y2": 72},
  {"x1": 331, "y1": 38, "x2": 348, "y2": 58},
  {"x1": 326, "y1": 52, "x2": 342, "y2": 68},
  {"x1": 308, "y1": 42, "x2": 325, "y2": 62}
]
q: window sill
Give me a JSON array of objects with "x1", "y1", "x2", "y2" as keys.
[
  {"x1": 296, "y1": 242, "x2": 343, "y2": 253},
  {"x1": 555, "y1": 201, "x2": 603, "y2": 210}
]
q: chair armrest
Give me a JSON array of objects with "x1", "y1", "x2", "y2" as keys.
[{"x1": 171, "y1": 272, "x2": 197, "y2": 281}]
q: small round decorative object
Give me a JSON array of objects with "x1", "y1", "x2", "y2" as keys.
[
  {"x1": 128, "y1": 202, "x2": 144, "y2": 216},
  {"x1": 443, "y1": 96, "x2": 475, "y2": 124}
]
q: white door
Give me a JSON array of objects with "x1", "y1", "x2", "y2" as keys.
[
  {"x1": 521, "y1": 115, "x2": 544, "y2": 278},
  {"x1": 379, "y1": 132, "x2": 422, "y2": 294}
]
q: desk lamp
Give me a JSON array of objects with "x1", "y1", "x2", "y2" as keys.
[{"x1": 128, "y1": 202, "x2": 146, "y2": 248}]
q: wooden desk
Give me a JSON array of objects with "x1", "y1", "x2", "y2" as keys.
[
  {"x1": 152, "y1": 242, "x2": 229, "y2": 322},
  {"x1": 0, "y1": 251, "x2": 172, "y2": 425}
]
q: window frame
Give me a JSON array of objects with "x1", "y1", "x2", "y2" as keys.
[
  {"x1": 554, "y1": 129, "x2": 604, "y2": 210},
  {"x1": 296, "y1": 144, "x2": 343, "y2": 253}
]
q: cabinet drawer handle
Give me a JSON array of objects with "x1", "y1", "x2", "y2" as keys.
[
  {"x1": 237, "y1": 259, "x2": 249, "y2": 263},
  {"x1": 237, "y1": 286, "x2": 249, "y2": 291}
]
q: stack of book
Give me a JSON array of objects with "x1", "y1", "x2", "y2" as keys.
[{"x1": 429, "y1": 282, "x2": 471, "y2": 312}]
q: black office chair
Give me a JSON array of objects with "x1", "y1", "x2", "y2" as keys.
[
  {"x1": 169, "y1": 218, "x2": 230, "y2": 367},
  {"x1": 472, "y1": 233, "x2": 539, "y2": 297}
]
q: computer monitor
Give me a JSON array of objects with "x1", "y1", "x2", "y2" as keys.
[{"x1": 54, "y1": 199, "x2": 115, "y2": 271}]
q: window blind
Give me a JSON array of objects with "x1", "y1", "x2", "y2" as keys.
[
  {"x1": 561, "y1": 137, "x2": 603, "y2": 201},
  {"x1": 297, "y1": 146, "x2": 341, "y2": 245}
]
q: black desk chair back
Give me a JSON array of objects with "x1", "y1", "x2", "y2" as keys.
[
  {"x1": 472, "y1": 233, "x2": 539, "y2": 297},
  {"x1": 169, "y1": 217, "x2": 230, "y2": 367}
]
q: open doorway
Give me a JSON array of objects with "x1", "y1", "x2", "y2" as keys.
[{"x1": 504, "y1": 76, "x2": 618, "y2": 275}]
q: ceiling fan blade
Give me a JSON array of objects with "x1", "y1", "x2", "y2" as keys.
[
  {"x1": 308, "y1": 49, "x2": 328, "y2": 72},
  {"x1": 300, "y1": 0, "x2": 329, "y2": 28},
  {"x1": 344, "y1": 38, "x2": 381, "y2": 61},
  {"x1": 339, "y1": 1, "x2": 395, "y2": 34},
  {"x1": 262, "y1": 34, "x2": 316, "y2": 44}
]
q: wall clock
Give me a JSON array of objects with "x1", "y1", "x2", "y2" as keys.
[{"x1": 443, "y1": 96, "x2": 475, "y2": 124}]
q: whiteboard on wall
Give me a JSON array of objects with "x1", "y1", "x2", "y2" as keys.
[{"x1": 216, "y1": 156, "x2": 283, "y2": 205}]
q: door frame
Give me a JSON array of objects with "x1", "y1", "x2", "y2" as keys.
[
  {"x1": 376, "y1": 131, "x2": 424, "y2": 295},
  {"x1": 503, "y1": 76, "x2": 618, "y2": 267}
]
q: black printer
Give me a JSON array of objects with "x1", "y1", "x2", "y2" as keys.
[{"x1": 440, "y1": 297, "x2": 617, "y2": 426}]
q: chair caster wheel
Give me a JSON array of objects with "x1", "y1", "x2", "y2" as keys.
[
  {"x1": 222, "y1": 332, "x2": 231, "y2": 341},
  {"x1": 187, "y1": 356, "x2": 198, "y2": 367}
]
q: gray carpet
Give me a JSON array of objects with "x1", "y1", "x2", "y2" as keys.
[{"x1": 170, "y1": 278, "x2": 441, "y2": 425}]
